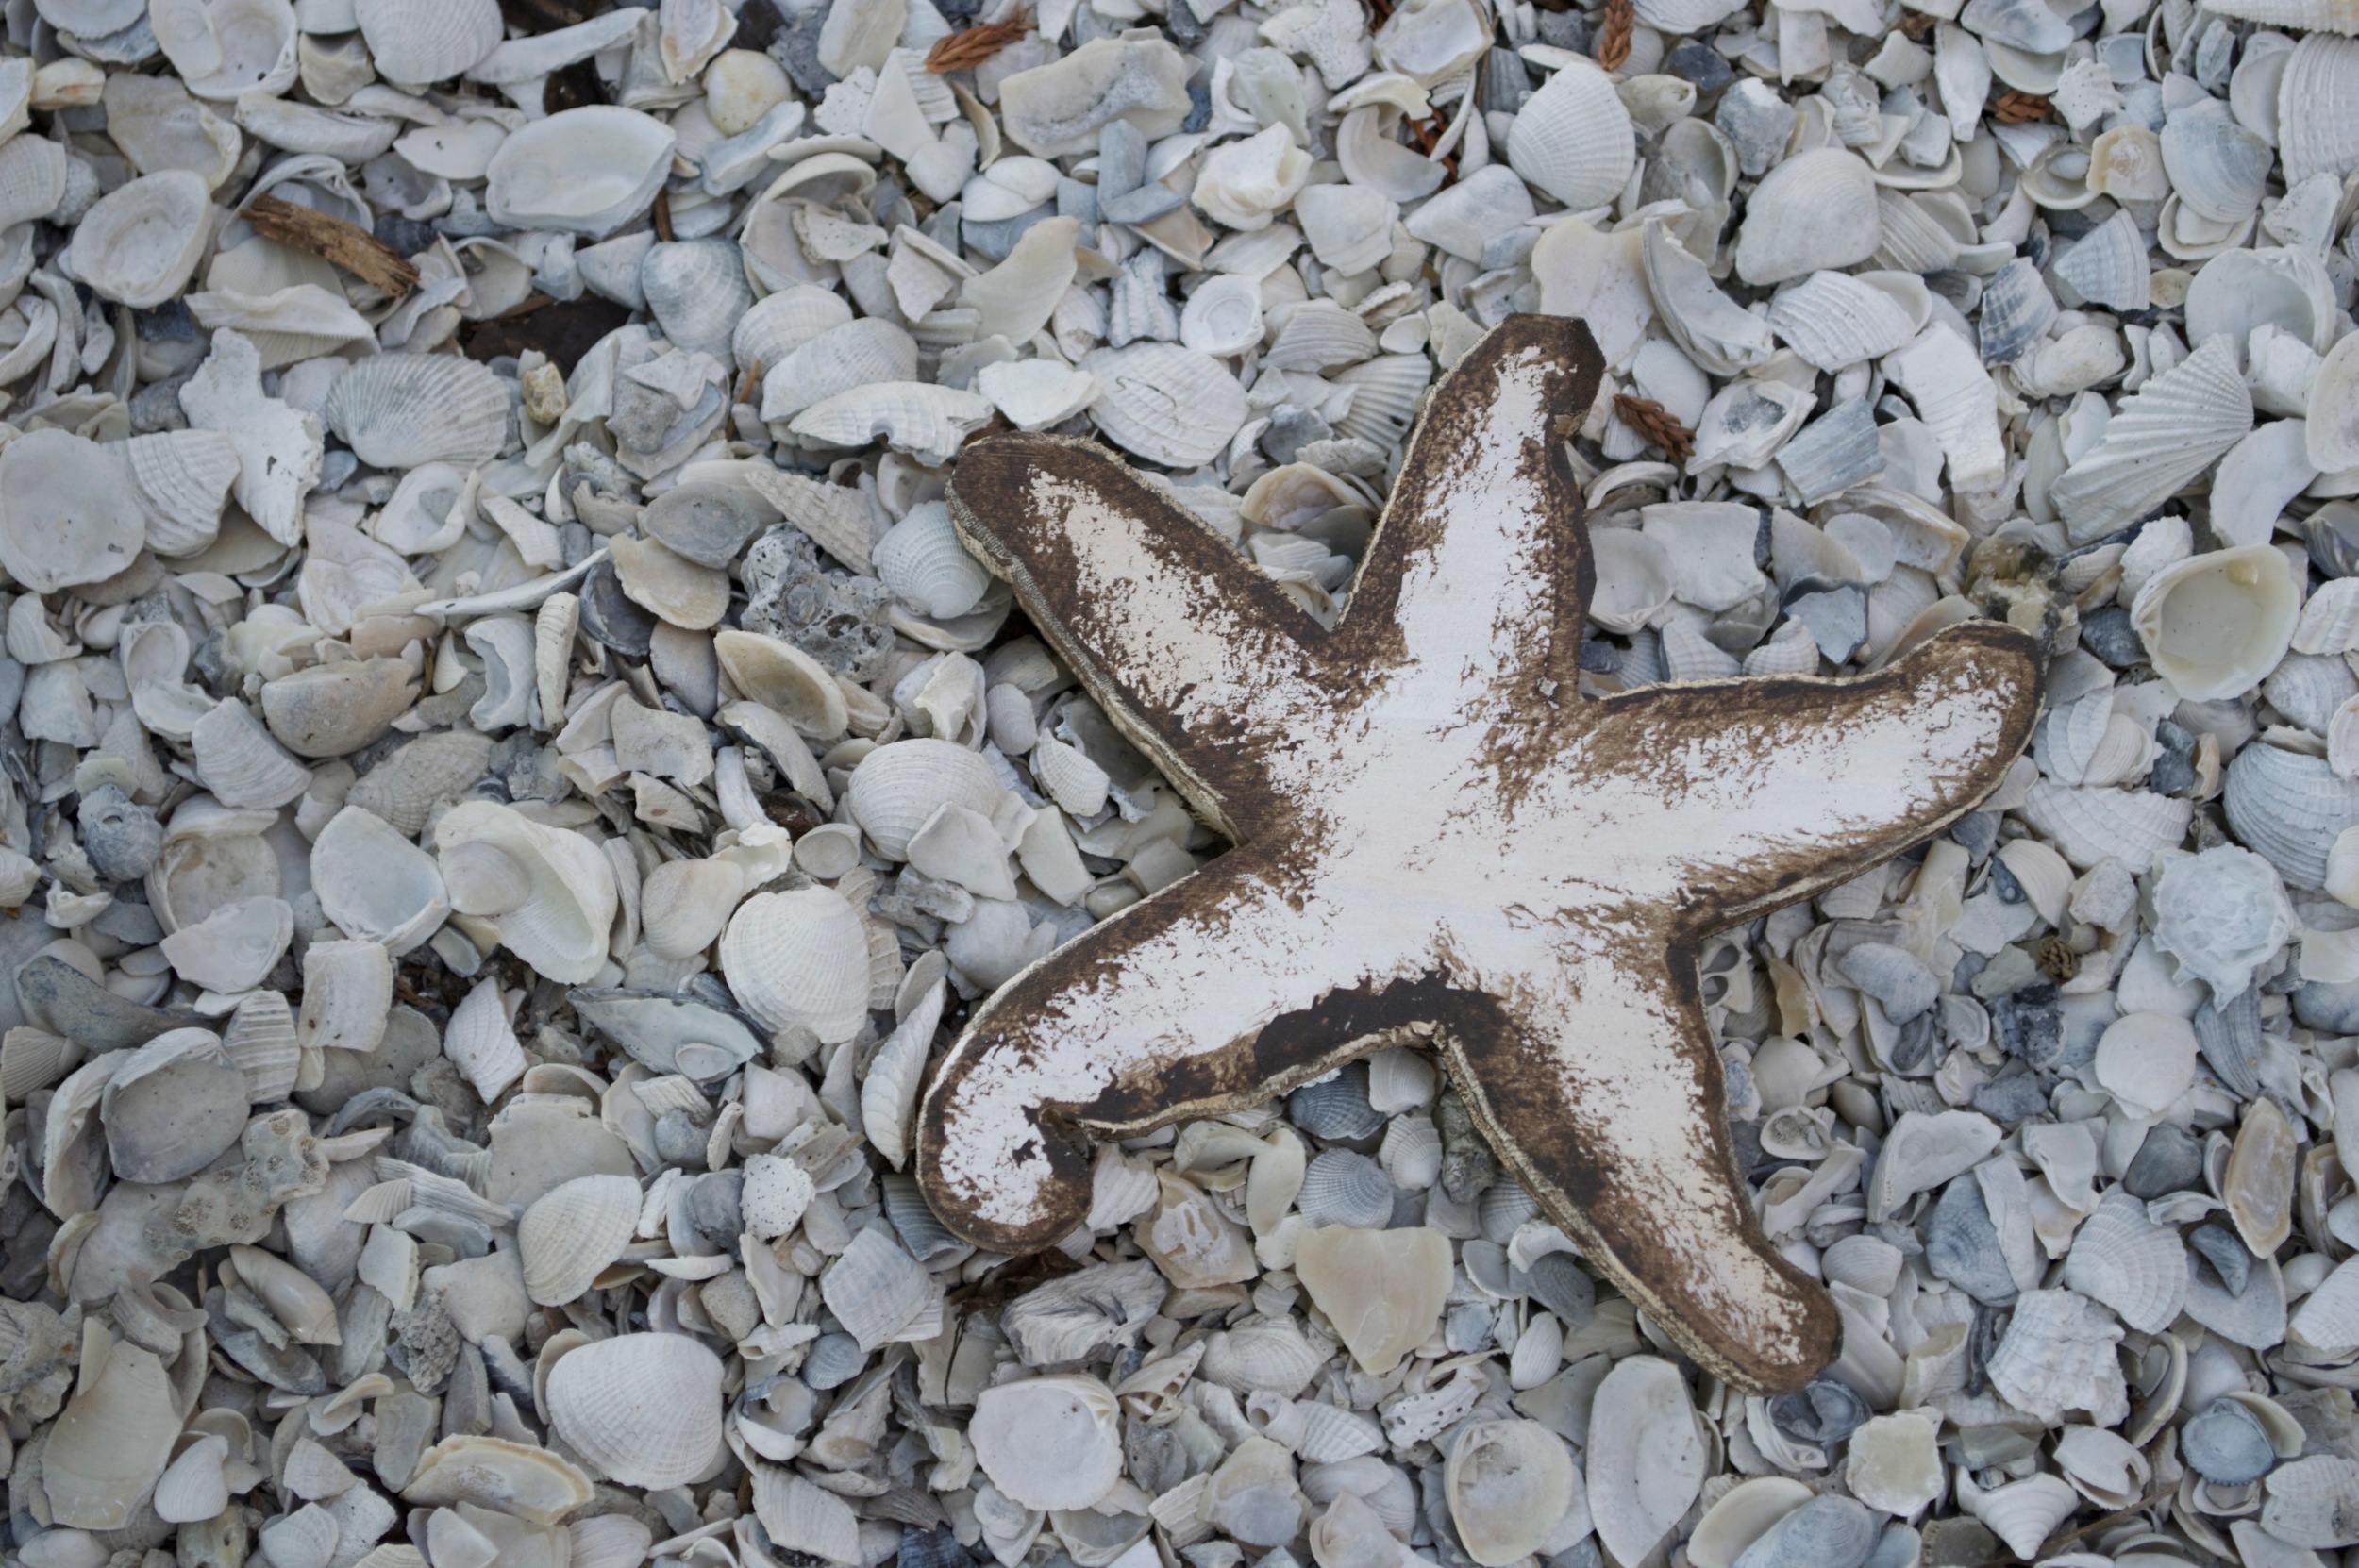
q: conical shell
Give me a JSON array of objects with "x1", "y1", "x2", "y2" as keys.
[
  {"x1": 520, "y1": 1174, "x2": 641, "y2": 1306},
  {"x1": 718, "y1": 888, "x2": 870, "y2": 1043},
  {"x1": 323, "y1": 353, "x2": 510, "y2": 471},
  {"x1": 1963, "y1": 1474, "x2": 2078, "y2": 1559},
  {"x1": 544, "y1": 1332, "x2": 726, "y2": 1489}
]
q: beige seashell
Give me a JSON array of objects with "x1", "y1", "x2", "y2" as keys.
[
  {"x1": 324, "y1": 353, "x2": 510, "y2": 472},
  {"x1": 2225, "y1": 1095, "x2": 2297, "y2": 1256},
  {"x1": 709, "y1": 628, "x2": 845, "y2": 742},
  {"x1": 1293, "y1": 1225, "x2": 1448, "y2": 1375},
  {"x1": 433, "y1": 800, "x2": 619, "y2": 983},
  {"x1": 970, "y1": 1375, "x2": 1125, "y2": 1510},
  {"x1": 719, "y1": 888, "x2": 870, "y2": 1043},
  {"x1": 1079, "y1": 342, "x2": 1249, "y2": 468},
  {"x1": 68, "y1": 169, "x2": 210, "y2": 308},
  {"x1": 485, "y1": 107, "x2": 677, "y2": 236},
  {"x1": 41, "y1": 1337, "x2": 179, "y2": 1529},
  {"x1": 1844, "y1": 1411, "x2": 1943, "y2": 1516},
  {"x1": 1690, "y1": 1476, "x2": 1814, "y2": 1567},
  {"x1": 261, "y1": 659, "x2": 417, "y2": 759},
  {"x1": 0, "y1": 428, "x2": 146, "y2": 593},
  {"x1": 609, "y1": 535, "x2": 728, "y2": 631},
  {"x1": 1446, "y1": 1419, "x2": 1579, "y2": 1566},
  {"x1": 1507, "y1": 58, "x2": 1635, "y2": 210},
  {"x1": 227, "y1": 1242, "x2": 339, "y2": 1343},
  {"x1": 159, "y1": 894, "x2": 293, "y2": 993},
  {"x1": 2130, "y1": 543, "x2": 2297, "y2": 703},
  {"x1": 296, "y1": 938, "x2": 393, "y2": 1054},
  {"x1": 545, "y1": 1331, "x2": 726, "y2": 1488},
  {"x1": 519, "y1": 1173, "x2": 640, "y2": 1306}
]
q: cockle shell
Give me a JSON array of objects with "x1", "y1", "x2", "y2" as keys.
[
  {"x1": 1507, "y1": 58, "x2": 1634, "y2": 209},
  {"x1": 121, "y1": 426, "x2": 239, "y2": 558},
  {"x1": 545, "y1": 1332, "x2": 725, "y2": 1489},
  {"x1": 352, "y1": 0, "x2": 499, "y2": 83},
  {"x1": 2062, "y1": 1188, "x2": 2188, "y2": 1332},
  {"x1": 323, "y1": 353, "x2": 509, "y2": 471},
  {"x1": 761, "y1": 319, "x2": 920, "y2": 424},
  {"x1": 734, "y1": 285, "x2": 853, "y2": 373},
  {"x1": 790, "y1": 382, "x2": 992, "y2": 469},
  {"x1": 641, "y1": 239, "x2": 751, "y2": 362},
  {"x1": 1079, "y1": 342, "x2": 1249, "y2": 467},
  {"x1": 2226, "y1": 740, "x2": 2359, "y2": 892},
  {"x1": 519, "y1": 1174, "x2": 640, "y2": 1306},
  {"x1": 718, "y1": 889, "x2": 870, "y2": 1043},
  {"x1": 845, "y1": 739, "x2": 1003, "y2": 859},
  {"x1": 875, "y1": 503, "x2": 992, "y2": 620}
]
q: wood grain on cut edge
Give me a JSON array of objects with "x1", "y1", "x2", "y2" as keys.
[{"x1": 918, "y1": 313, "x2": 2044, "y2": 1393}]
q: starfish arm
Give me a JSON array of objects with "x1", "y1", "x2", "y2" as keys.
[
  {"x1": 916, "y1": 850, "x2": 1432, "y2": 1250},
  {"x1": 1443, "y1": 927, "x2": 1840, "y2": 1393},
  {"x1": 1581, "y1": 620, "x2": 2042, "y2": 929},
  {"x1": 946, "y1": 436, "x2": 1330, "y2": 838},
  {"x1": 1334, "y1": 315, "x2": 1604, "y2": 709}
]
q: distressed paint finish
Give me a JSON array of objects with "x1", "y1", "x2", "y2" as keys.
[{"x1": 917, "y1": 315, "x2": 2043, "y2": 1393}]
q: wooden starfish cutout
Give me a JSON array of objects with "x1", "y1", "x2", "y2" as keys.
[{"x1": 916, "y1": 315, "x2": 2041, "y2": 1393}]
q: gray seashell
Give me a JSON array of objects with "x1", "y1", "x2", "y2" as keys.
[
  {"x1": 485, "y1": 107, "x2": 676, "y2": 236},
  {"x1": 644, "y1": 482, "x2": 770, "y2": 569},
  {"x1": 323, "y1": 353, "x2": 510, "y2": 471},
  {"x1": 571, "y1": 987, "x2": 767, "y2": 1079},
  {"x1": 2265, "y1": 654, "x2": 2356, "y2": 734},
  {"x1": 881, "y1": 1172, "x2": 965, "y2": 1266},
  {"x1": 733, "y1": 285, "x2": 853, "y2": 374},
  {"x1": 1765, "y1": 271, "x2": 1922, "y2": 371},
  {"x1": 2050, "y1": 335, "x2": 2251, "y2": 543},
  {"x1": 641, "y1": 239, "x2": 752, "y2": 362},
  {"x1": 1288, "y1": 1061, "x2": 1384, "y2": 1140},
  {"x1": 102, "y1": 1027, "x2": 247, "y2": 1183},
  {"x1": 1525, "y1": 1252, "x2": 1595, "y2": 1329},
  {"x1": 1732, "y1": 1495, "x2": 1875, "y2": 1568},
  {"x1": 1960, "y1": 0, "x2": 2072, "y2": 52},
  {"x1": 1924, "y1": 1175, "x2": 2017, "y2": 1305},
  {"x1": 2226, "y1": 741, "x2": 2359, "y2": 892},
  {"x1": 1479, "y1": 1177, "x2": 1541, "y2": 1242},
  {"x1": 2162, "y1": 98, "x2": 2273, "y2": 223},
  {"x1": 1767, "y1": 1382, "x2": 1869, "y2": 1447},
  {"x1": 2183, "y1": 1396, "x2": 2280, "y2": 1486},
  {"x1": 1296, "y1": 1149, "x2": 1393, "y2": 1228},
  {"x1": 78, "y1": 783, "x2": 161, "y2": 883},
  {"x1": 1777, "y1": 401, "x2": 1886, "y2": 506},
  {"x1": 2061, "y1": 1188, "x2": 2187, "y2": 1332},
  {"x1": 804, "y1": 1332, "x2": 867, "y2": 1390},
  {"x1": 2052, "y1": 209, "x2": 2150, "y2": 312},
  {"x1": 1976, "y1": 258, "x2": 2056, "y2": 365}
]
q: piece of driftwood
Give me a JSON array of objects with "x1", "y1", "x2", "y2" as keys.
[
  {"x1": 916, "y1": 315, "x2": 2043, "y2": 1394},
  {"x1": 244, "y1": 193, "x2": 419, "y2": 296}
]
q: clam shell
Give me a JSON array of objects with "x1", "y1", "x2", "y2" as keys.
[
  {"x1": 718, "y1": 888, "x2": 870, "y2": 1043},
  {"x1": 1692, "y1": 1477, "x2": 1814, "y2": 1568},
  {"x1": 41, "y1": 1338, "x2": 179, "y2": 1529},
  {"x1": 820, "y1": 1224, "x2": 936, "y2": 1349},
  {"x1": 353, "y1": 0, "x2": 500, "y2": 83},
  {"x1": 0, "y1": 428, "x2": 146, "y2": 592},
  {"x1": 262, "y1": 659, "x2": 417, "y2": 758},
  {"x1": 1447, "y1": 1420, "x2": 1580, "y2": 1567},
  {"x1": 519, "y1": 1174, "x2": 640, "y2": 1306},
  {"x1": 845, "y1": 738, "x2": 1002, "y2": 859},
  {"x1": 545, "y1": 1332, "x2": 725, "y2": 1489},
  {"x1": 1294, "y1": 184, "x2": 1397, "y2": 276},
  {"x1": 1507, "y1": 58, "x2": 1635, "y2": 209},
  {"x1": 2062, "y1": 1187, "x2": 2188, "y2": 1332},
  {"x1": 1585, "y1": 1356, "x2": 1706, "y2": 1566},
  {"x1": 192, "y1": 696, "x2": 313, "y2": 809},
  {"x1": 1080, "y1": 342, "x2": 1249, "y2": 468},
  {"x1": 433, "y1": 799, "x2": 619, "y2": 983},
  {"x1": 2131, "y1": 543, "x2": 2297, "y2": 703},
  {"x1": 1734, "y1": 148, "x2": 1881, "y2": 286},
  {"x1": 66, "y1": 169, "x2": 209, "y2": 307},
  {"x1": 712, "y1": 629, "x2": 845, "y2": 739},
  {"x1": 2049, "y1": 335, "x2": 2252, "y2": 542},
  {"x1": 103, "y1": 1027, "x2": 246, "y2": 1182},
  {"x1": 875, "y1": 502, "x2": 992, "y2": 621},
  {"x1": 2187, "y1": 246, "x2": 2337, "y2": 356},
  {"x1": 2162, "y1": 98, "x2": 2273, "y2": 223},
  {"x1": 323, "y1": 353, "x2": 509, "y2": 471},
  {"x1": 734, "y1": 285, "x2": 853, "y2": 373},
  {"x1": 751, "y1": 1468, "x2": 862, "y2": 1565},
  {"x1": 641, "y1": 239, "x2": 751, "y2": 362},
  {"x1": 971, "y1": 1374, "x2": 1124, "y2": 1510},
  {"x1": 485, "y1": 107, "x2": 677, "y2": 236}
]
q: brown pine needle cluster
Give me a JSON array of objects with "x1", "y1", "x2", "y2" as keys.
[
  {"x1": 925, "y1": 15, "x2": 1029, "y2": 73},
  {"x1": 1993, "y1": 90, "x2": 2051, "y2": 123},
  {"x1": 1598, "y1": 0, "x2": 1635, "y2": 72},
  {"x1": 1614, "y1": 394, "x2": 1696, "y2": 462}
]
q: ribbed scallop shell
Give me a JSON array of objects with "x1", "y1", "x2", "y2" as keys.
[
  {"x1": 519, "y1": 1174, "x2": 641, "y2": 1306},
  {"x1": 1765, "y1": 271, "x2": 1920, "y2": 370},
  {"x1": 2049, "y1": 335, "x2": 2250, "y2": 541},
  {"x1": 862, "y1": 980, "x2": 943, "y2": 1171},
  {"x1": 324, "y1": 352, "x2": 510, "y2": 471},
  {"x1": 2278, "y1": 36, "x2": 2359, "y2": 189},
  {"x1": 1332, "y1": 354, "x2": 1433, "y2": 446},
  {"x1": 353, "y1": 0, "x2": 500, "y2": 83},
  {"x1": 122, "y1": 427, "x2": 239, "y2": 558},
  {"x1": 1265, "y1": 301, "x2": 1377, "y2": 372},
  {"x1": 1080, "y1": 342, "x2": 1248, "y2": 467},
  {"x1": 2265, "y1": 653, "x2": 2354, "y2": 733},
  {"x1": 2017, "y1": 780, "x2": 2194, "y2": 873},
  {"x1": 544, "y1": 1332, "x2": 725, "y2": 1489},
  {"x1": 1378, "y1": 1115, "x2": 1442, "y2": 1190},
  {"x1": 220, "y1": 988, "x2": 296, "y2": 1104},
  {"x1": 1297, "y1": 1400, "x2": 1385, "y2": 1463},
  {"x1": 760, "y1": 319, "x2": 919, "y2": 422},
  {"x1": 1297, "y1": 1149, "x2": 1394, "y2": 1228},
  {"x1": 191, "y1": 697, "x2": 311, "y2": 809},
  {"x1": 733, "y1": 285, "x2": 853, "y2": 372},
  {"x1": 1031, "y1": 736, "x2": 1111, "y2": 817},
  {"x1": 1733, "y1": 148, "x2": 1881, "y2": 286},
  {"x1": 2053, "y1": 209, "x2": 2150, "y2": 311},
  {"x1": 845, "y1": 739, "x2": 1001, "y2": 859},
  {"x1": 788, "y1": 382, "x2": 992, "y2": 468},
  {"x1": 1506, "y1": 58, "x2": 1635, "y2": 209},
  {"x1": 718, "y1": 888, "x2": 870, "y2": 1043},
  {"x1": 1870, "y1": 190, "x2": 1965, "y2": 272},
  {"x1": 1199, "y1": 1318, "x2": 1326, "y2": 1398},
  {"x1": 2061, "y1": 1189, "x2": 2186, "y2": 1332},
  {"x1": 2226, "y1": 741, "x2": 2359, "y2": 891},
  {"x1": 874, "y1": 503, "x2": 992, "y2": 620},
  {"x1": 751, "y1": 1470, "x2": 862, "y2": 1566},
  {"x1": 641, "y1": 238, "x2": 751, "y2": 362},
  {"x1": 1288, "y1": 1061, "x2": 1384, "y2": 1139},
  {"x1": 1743, "y1": 620, "x2": 1821, "y2": 676}
]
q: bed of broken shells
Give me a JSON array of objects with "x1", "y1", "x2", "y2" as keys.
[{"x1": 3, "y1": 0, "x2": 2359, "y2": 1565}]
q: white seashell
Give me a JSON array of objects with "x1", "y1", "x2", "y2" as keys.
[
  {"x1": 2063, "y1": 1188, "x2": 2189, "y2": 1332},
  {"x1": 1645, "y1": 219, "x2": 1774, "y2": 377},
  {"x1": 751, "y1": 1467, "x2": 861, "y2": 1564},
  {"x1": 713, "y1": 629, "x2": 846, "y2": 740},
  {"x1": 151, "y1": 0, "x2": 298, "y2": 100},
  {"x1": 154, "y1": 1433, "x2": 232, "y2": 1525},
  {"x1": 2277, "y1": 35, "x2": 2359, "y2": 188},
  {"x1": 1405, "y1": 164, "x2": 1533, "y2": 263},
  {"x1": 1507, "y1": 58, "x2": 1635, "y2": 210},
  {"x1": 297, "y1": 938, "x2": 392, "y2": 1053},
  {"x1": 1765, "y1": 270, "x2": 1923, "y2": 370},
  {"x1": 485, "y1": 107, "x2": 678, "y2": 237},
  {"x1": 226, "y1": 1243, "x2": 338, "y2": 1343},
  {"x1": 2187, "y1": 246, "x2": 2337, "y2": 357},
  {"x1": 1986, "y1": 1288, "x2": 2128, "y2": 1426},
  {"x1": 734, "y1": 285, "x2": 853, "y2": 373},
  {"x1": 2052, "y1": 209, "x2": 2150, "y2": 312},
  {"x1": 0, "y1": 429, "x2": 146, "y2": 593},
  {"x1": 2208, "y1": 420, "x2": 2318, "y2": 549},
  {"x1": 1585, "y1": 1356, "x2": 1705, "y2": 1567},
  {"x1": 1689, "y1": 1477, "x2": 1813, "y2": 1568},
  {"x1": 103, "y1": 1027, "x2": 247, "y2": 1182},
  {"x1": 761, "y1": 319, "x2": 919, "y2": 425},
  {"x1": 790, "y1": 381, "x2": 992, "y2": 468},
  {"x1": 544, "y1": 1332, "x2": 726, "y2": 1489},
  {"x1": 353, "y1": 0, "x2": 500, "y2": 83},
  {"x1": 1294, "y1": 184, "x2": 1397, "y2": 276},
  {"x1": 2225, "y1": 740, "x2": 2359, "y2": 892},
  {"x1": 519, "y1": 1174, "x2": 640, "y2": 1306},
  {"x1": 1378, "y1": 1114, "x2": 1442, "y2": 1190},
  {"x1": 2310, "y1": 333, "x2": 2359, "y2": 474},
  {"x1": 222, "y1": 988, "x2": 298, "y2": 1103},
  {"x1": 2130, "y1": 543, "x2": 2297, "y2": 703},
  {"x1": 66, "y1": 170, "x2": 209, "y2": 308},
  {"x1": 2162, "y1": 98, "x2": 2273, "y2": 223},
  {"x1": 718, "y1": 889, "x2": 870, "y2": 1043},
  {"x1": 1446, "y1": 1420, "x2": 1579, "y2": 1567},
  {"x1": 40, "y1": 1338, "x2": 179, "y2": 1530},
  {"x1": 1588, "y1": 527, "x2": 1677, "y2": 634},
  {"x1": 2049, "y1": 335, "x2": 2251, "y2": 542},
  {"x1": 2306, "y1": 582, "x2": 2359, "y2": 660},
  {"x1": 1332, "y1": 353, "x2": 1433, "y2": 446},
  {"x1": 192, "y1": 697, "x2": 313, "y2": 809},
  {"x1": 1734, "y1": 149, "x2": 1882, "y2": 287},
  {"x1": 1883, "y1": 325, "x2": 2005, "y2": 493},
  {"x1": 976, "y1": 358, "x2": 1099, "y2": 432},
  {"x1": 1201, "y1": 1317, "x2": 1328, "y2": 1398},
  {"x1": 1961, "y1": 1472, "x2": 2078, "y2": 1559},
  {"x1": 1196, "y1": 124, "x2": 1313, "y2": 231},
  {"x1": 996, "y1": 36, "x2": 1192, "y2": 158},
  {"x1": 1335, "y1": 104, "x2": 1448, "y2": 201},
  {"x1": 159, "y1": 894, "x2": 292, "y2": 993},
  {"x1": 434, "y1": 800, "x2": 619, "y2": 983},
  {"x1": 121, "y1": 427, "x2": 239, "y2": 558},
  {"x1": 847, "y1": 738, "x2": 1004, "y2": 859},
  {"x1": 875, "y1": 502, "x2": 992, "y2": 620},
  {"x1": 970, "y1": 1375, "x2": 1125, "y2": 1510},
  {"x1": 325, "y1": 353, "x2": 510, "y2": 472},
  {"x1": 444, "y1": 976, "x2": 525, "y2": 1101},
  {"x1": 861, "y1": 977, "x2": 943, "y2": 1170},
  {"x1": 352, "y1": 730, "x2": 494, "y2": 837},
  {"x1": 639, "y1": 238, "x2": 752, "y2": 362}
]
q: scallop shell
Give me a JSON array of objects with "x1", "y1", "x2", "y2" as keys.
[
  {"x1": 2130, "y1": 543, "x2": 2297, "y2": 704},
  {"x1": 641, "y1": 239, "x2": 751, "y2": 362},
  {"x1": 2062, "y1": 1188, "x2": 2188, "y2": 1332},
  {"x1": 1266, "y1": 301, "x2": 1379, "y2": 372},
  {"x1": 2261, "y1": 1457, "x2": 2359, "y2": 1549},
  {"x1": 1296, "y1": 1148, "x2": 1394, "y2": 1228},
  {"x1": 1585, "y1": 1356, "x2": 1706, "y2": 1566},
  {"x1": 519, "y1": 1174, "x2": 641, "y2": 1306},
  {"x1": 718, "y1": 888, "x2": 870, "y2": 1043},
  {"x1": 1289, "y1": 1061, "x2": 1386, "y2": 1140},
  {"x1": 545, "y1": 1332, "x2": 726, "y2": 1489},
  {"x1": 352, "y1": 0, "x2": 499, "y2": 83},
  {"x1": 323, "y1": 353, "x2": 509, "y2": 472},
  {"x1": 66, "y1": 169, "x2": 209, "y2": 308},
  {"x1": 221, "y1": 988, "x2": 297, "y2": 1104},
  {"x1": 1332, "y1": 354, "x2": 1434, "y2": 446},
  {"x1": 1765, "y1": 271, "x2": 1922, "y2": 370},
  {"x1": 1080, "y1": 343, "x2": 1249, "y2": 468},
  {"x1": 2278, "y1": 36, "x2": 2359, "y2": 190},
  {"x1": 2053, "y1": 209, "x2": 2150, "y2": 311},
  {"x1": 751, "y1": 1468, "x2": 862, "y2": 1564},
  {"x1": 734, "y1": 285, "x2": 853, "y2": 374},
  {"x1": 2311, "y1": 333, "x2": 2359, "y2": 474},
  {"x1": 1734, "y1": 148, "x2": 1882, "y2": 286},
  {"x1": 121, "y1": 426, "x2": 239, "y2": 558},
  {"x1": 875, "y1": 502, "x2": 992, "y2": 621},
  {"x1": 1976, "y1": 258, "x2": 2057, "y2": 365},
  {"x1": 789, "y1": 381, "x2": 992, "y2": 469},
  {"x1": 845, "y1": 739, "x2": 1002, "y2": 859},
  {"x1": 433, "y1": 799, "x2": 620, "y2": 983},
  {"x1": 192, "y1": 696, "x2": 312, "y2": 809},
  {"x1": 1507, "y1": 58, "x2": 1635, "y2": 209},
  {"x1": 2049, "y1": 335, "x2": 2251, "y2": 542},
  {"x1": 484, "y1": 107, "x2": 677, "y2": 237}
]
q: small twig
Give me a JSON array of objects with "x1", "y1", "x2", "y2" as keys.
[
  {"x1": 1598, "y1": 0, "x2": 1635, "y2": 72},
  {"x1": 735, "y1": 358, "x2": 762, "y2": 404},
  {"x1": 1993, "y1": 90, "x2": 2051, "y2": 123},
  {"x1": 1614, "y1": 394, "x2": 1695, "y2": 462},
  {"x1": 924, "y1": 12, "x2": 1030, "y2": 73},
  {"x1": 244, "y1": 192, "x2": 419, "y2": 295},
  {"x1": 651, "y1": 187, "x2": 674, "y2": 242}
]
